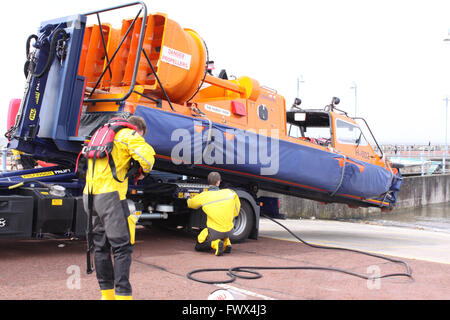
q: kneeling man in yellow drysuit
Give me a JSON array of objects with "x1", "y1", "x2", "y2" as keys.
[{"x1": 186, "y1": 172, "x2": 240, "y2": 256}]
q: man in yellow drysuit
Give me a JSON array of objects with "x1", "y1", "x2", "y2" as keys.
[
  {"x1": 83, "y1": 116, "x2": 155, "y2": 300},
  {"x1": 186, "y1": 172, "x2": 240, "y2": 256}
]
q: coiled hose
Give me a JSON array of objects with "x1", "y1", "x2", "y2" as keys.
[
  {"x1": 187, "y1": 213, "x2": 414, "y2": 284},
  {"x1": 25, "y1": 28, "x2": 69, "y2": 79}
]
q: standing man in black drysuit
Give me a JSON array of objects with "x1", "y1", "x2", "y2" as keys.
[{"x1": 83, "y1": 115, "x2": 155, "y2": 300}]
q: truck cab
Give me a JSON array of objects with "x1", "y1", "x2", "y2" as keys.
[{"x1": 286, "y1": 97, "x2": 389, "y2": 171}]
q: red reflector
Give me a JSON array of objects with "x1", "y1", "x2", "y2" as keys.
[
  {"x1": 231, "y1": 101, "x2": 247, "y2": 116},
  {"x1": 7, "y1": 99, "x2": 21, "y2": 131}
]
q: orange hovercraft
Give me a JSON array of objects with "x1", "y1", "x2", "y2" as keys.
[{"x1": 5, "y1": 2, "x2": 402, "y2": 214}]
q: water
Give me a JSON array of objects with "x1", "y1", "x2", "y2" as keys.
[
  {"x1": 389, "y1": 157, "x2": 431, "y2": 166},
  {"x1": 364, "y1": 203, "x2": 450, "y2": 234}
]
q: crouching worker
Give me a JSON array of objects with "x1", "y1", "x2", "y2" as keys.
[
  {"x1": 83, "y1": 116, "x2": 155, "y2": 300},
  {"x1": 185, "y1": 172, "x2": 241, "y2": 256}
]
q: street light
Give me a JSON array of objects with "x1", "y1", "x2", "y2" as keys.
[
  {"x1": 443, "y1": 96, "x2": 449, "y2": 174},
  {"x1": 443, "y1": 31, "x2": 450, "y2": 173},
  {"x1": 350, "y1": 81, "x2": 357, "y2": 117},
  {"x1": 297, "y1": 75, "x2": 304, "y2": 98}
]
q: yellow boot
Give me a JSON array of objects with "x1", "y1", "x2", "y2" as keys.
[
  {"x1": 127, "y1": 211, "x2": 141, "y2": 245},
  {"x1": 211, "y1": 239, "x2": 224, "y2": 256},
  {"x1": 115, "y1": 295, "x2": 133, "y2": 300},
  {"x1": 223, "y1": 238, "x2": 232, "y2": 253},
  {"x1": 101, "y1": 289, "x2": 116, "y2": 300}
]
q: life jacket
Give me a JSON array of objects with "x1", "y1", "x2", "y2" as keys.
[{"x1": 76, "y1": 117, "x2": 140, "y2": 183}]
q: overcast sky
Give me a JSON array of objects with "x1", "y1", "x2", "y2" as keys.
[{"x1": 1, "y1": 0, "x2": 450, "y2": 145}]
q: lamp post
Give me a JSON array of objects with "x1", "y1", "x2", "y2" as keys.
[
  {"x1": 350, "y1": 82, "x2": 357, "y2": 117},
  {"x1": 297, "y1": 75, "x2": 304, "y2": 98},
  {"x1": 443, "y1": 31, "x2": 450, "y2": 173},
  {"x1": 444, "y1": 96, "x2": 448, "y2": 174}
]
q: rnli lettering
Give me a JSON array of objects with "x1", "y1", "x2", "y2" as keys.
[
  {"x1": 0, "y1": 218, "x2": 6, "y2": 228},
  {"x1": 261, "y1": 93, "x2": 276, "y2": 102}
]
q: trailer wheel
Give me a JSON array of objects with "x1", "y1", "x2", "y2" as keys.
[{"x1": 230, "y1": 200, "x2": 254, "y2": 243}]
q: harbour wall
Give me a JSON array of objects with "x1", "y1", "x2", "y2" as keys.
[{"x1": 258, "y1": 174, "x2": 450, "y2": 220}]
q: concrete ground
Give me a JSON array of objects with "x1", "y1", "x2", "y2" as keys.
[
  {"x1": 0, "y1": 218, "x2": 449, "y2": 301},
  {"x1": 259, "y1": 218, "x2": 450, "y2": 264}
]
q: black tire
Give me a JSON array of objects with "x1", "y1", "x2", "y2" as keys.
[{"x1": 230, "y1": 200, "x2": 255, "y2": 243}]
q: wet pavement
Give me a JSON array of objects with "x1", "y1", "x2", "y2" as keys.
[
  {"x1": 364, "y1": 203, "x2": 450, "y2": 234},
  {"x1": 259, "y1": 217, "x2": 450, "y2": 264},
  {"x1": 1, "y1": 219, "x2": 450, "y2": 301}
]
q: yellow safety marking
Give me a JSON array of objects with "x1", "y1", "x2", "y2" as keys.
[
  {"x1": 21, "y1": 171, "x2": 54, "y2": 179},
  {"x1": 52, "y1": 199, "x2": 63, "y2": 206},
  {"x1": 29, "y1": 108, "x2": 37, "y2": 121}
]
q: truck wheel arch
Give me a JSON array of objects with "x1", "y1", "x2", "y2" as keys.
[{"x1": 232, "y1": 189, "x2": 260, "y2": 241}]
